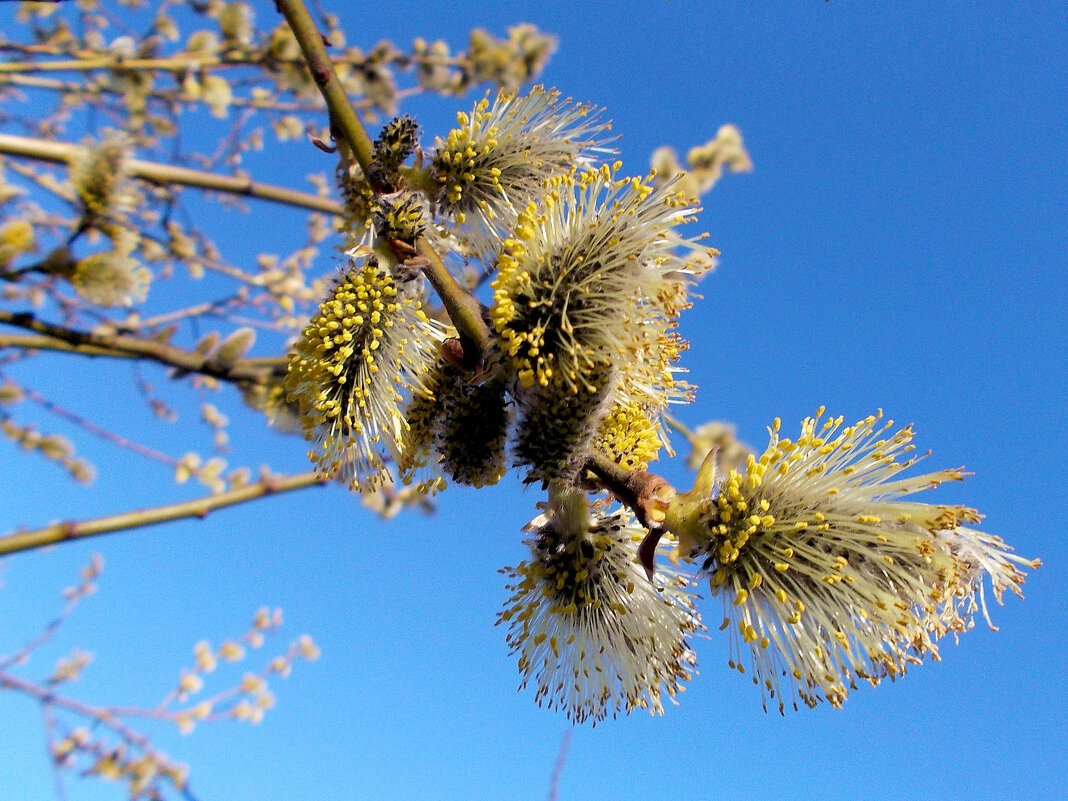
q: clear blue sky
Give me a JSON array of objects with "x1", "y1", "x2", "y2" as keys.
[{"x1": 1, "y1": 2, "x2": 1065, "y2": 800}]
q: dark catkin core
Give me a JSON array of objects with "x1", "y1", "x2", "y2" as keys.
[
  {"x1": 502, "y1": 248, "x2": 615, "y2": 387},
  {"x1": 529, "y1": 515, "x2": 630, "y2": 613},
  {"x1": 513, "y1": 368, "x2": 614, "y2": 485},
  {"x1": 374, "y1": 116, "x2": 420, "y2": 173},
  {"x1": 399, "y1": 359, "x2": 511, "y2": 487},
  {"x1": 436, "y1": 375, "x2": 511, "y2": 488},
  {"x1": 373, "y1": 193, "x2": 427, "y2": 244}
]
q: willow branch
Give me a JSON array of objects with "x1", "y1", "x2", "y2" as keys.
[
  {"x1": 0, "y1": 561, "x2": 93, "y2": 671},
  {"x1": 0, "y1": 53, "x2": 227, "y2": 74},
  {"x1": 0, "y1": 333, "x2": 124, "y2": 358},
  {"x1": 0, "y1": 71, "x2": 376, "y2": 113},
  {"x1": 0, "y1": 471, "x2": 328, "y2": 557},
  {"x1": 584, "y1": 451, "x2": 678, "y2": 577},
  {"x1": 546, "y1": 731, "x2": 573, "y2": 801},
  {"x1": 0, "y1": 49, "x2": 461, "y2": 75},
  {"x1": 0, "y1": 311, "x2": 282, "y2": 383},
  {"x1": 0, "y1": 670, "x2": 175, "y2": 775},
  {"x1": 415, "y1": 239, "x2": 492, "y2": 364},
  {"x1": 275, "y1": 0, "x2": 493, "y2": 363},
  {"x1": 130, "y1": 296, "x2": 244, "y2": 330},
  {"x1": 21, "y1": 384, "x2": 179, "y2": 467},
  {"x1": 585, "y1": 451, "x2": 676, "y2": 532},
  {"x1": 0, "y1": 133, "x2": 344, "y2": 216},
  {"x1": 275, "y1": 0, "x2": 375, "y2": 170}
]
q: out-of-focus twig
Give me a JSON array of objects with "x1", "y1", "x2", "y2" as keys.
[
  {"x1": 545, "y1": 730, "x2": 572, "y2": 801},
  {"x1": 0, "y1": 311, "x2": 281, "y2": 383},
  {"x1": 0, "y1": 471, "x2": 328, "y2": 557},
  {"x1": 0, "y1": 132, "x2": 344, "y2": 216}
]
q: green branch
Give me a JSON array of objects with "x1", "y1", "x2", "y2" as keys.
[
  {"x1": 415, "y1": 239, "x2": 493, "y2": 365},
  {"x1": 275, "y1": 0, "x2": 493, "y2": 364},
  {"x1": 274, "y1": 0, "x2": 376, "y2": 171}
]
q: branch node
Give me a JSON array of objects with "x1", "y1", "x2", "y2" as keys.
[{"x1": 585, "y1": 452, "x2": 678, "y2": 577}]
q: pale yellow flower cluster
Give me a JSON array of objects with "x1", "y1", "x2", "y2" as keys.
[
  {"x1": 666, "y1": 409, "x2": 1039, "y2": 712},
  {"x1": 491, "y1": 165, "x2": 713, "y2": 482},
  {"x1": 431, "y1": 85, "x2": 611, "y2": 256},
  {"x1": 280, "y1": 84, "x2": 1035, "y2": 725},
  {"x1": 499, "y1": 489, "x2": 700, "y2": 724},
  {"x1": 285, "y1": 259, "x2": 445, "y2": 490}
]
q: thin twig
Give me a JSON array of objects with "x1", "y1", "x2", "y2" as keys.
[
  {"x1": 0, "y1": 471, "x2": 328, "y2": 557},
  {"x1": 41, "y1": 703, "x2": 70, "y2": 801},
  {"x1": 0, "y1": 585, "x2": 86, "y2": 671},
  {"x1": 20, "y1": 384, "x2": 179, "y2": 467},
  {"x1": 545, "y1": 730, "x2": 572, "y2": 801},
  {"x1": 0, "y1": 69, "x2": 420, "y2": 113},
  {"x1": 0, "y1": 334, "x2": 129, "y2": 358},
  {"x1": 0, "y1": 48, "x2": 463, "y2": 75},
  {"x1": 132, "y1": 294, "x2": 247, "y2": 330},
  {"x1": 0, "y1": 311, "x2": 281, "y2": 383},
  {"x1": 0, "y1": 132, "x2": 344, "y2": 216},
  {"x1": 0, "y1": 670, "x2": 174, "y2": 776}
]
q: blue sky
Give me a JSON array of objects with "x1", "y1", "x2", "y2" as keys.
[{"x1": 1, "y1": 2, "x2": 1065, "y2": 800}]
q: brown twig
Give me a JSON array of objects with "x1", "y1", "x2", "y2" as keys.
[
  {"x1": 0, "y1": 671, "x2": 169, "y2": 766},
  {"x1": 20, "y1": 384, "x2": 179, "y2": 467},
  {"x1": 584, "y1": 451, "x2": 675, "y2": 531},
  {"x1": 274, "y1": 0, "x2": 376, "y2": 170},
  {"x1": 0, "y1": 311, "x2": 281, "y2": 384},
  {"x1": 0, "y1": 334, "x2": 127, "y2": 358},
  {"x1": 0, "y1": 563, "x2": 95, "y2": 671},
  {"x1": 545, "y1": 730, "x2": 572, "y2": 801},
  {"x1": 584, "y1": 451, "x2": 678, "y2": 578}
]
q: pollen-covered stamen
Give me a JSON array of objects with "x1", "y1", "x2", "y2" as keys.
[
  {"x1": 595, "y1": 401, "x2": 663, "y2": 472},
  {"x1": 498, "y1": 490, "x2": 701, "y2": 725},
  {"x1": 284, "y1": 258, "x2": 445, "y2": 491},
  {"x1": 612, "y1": 309, "x2": 694, "y2": 450},
  {"x1": 665, "y1": 408, "x2": 1039, "y2": 713},
  {"x1": 430, "y1": 85, "x2": 613, "y2": 257},
  {"x1": 400, "y1": 355, "x2": 512, "y2": 489},
  {"x1": 336, "y1": 160, "x2": 376, "y2": 247},
  {"x1": 491, "y1": 166, "x2": 713, "y2": 399},
  {"x1": 373, "y1": 192, "x2": 427, "y2": 245}
]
